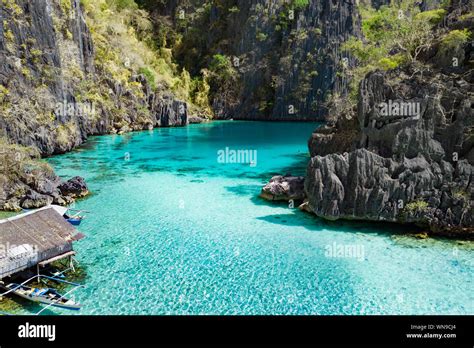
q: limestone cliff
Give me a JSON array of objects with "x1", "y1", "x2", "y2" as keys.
[
  {"x1": 0, "y1": 0, "x2": 190, "y2": 210},
  {"x1": 303, "y1": 2, "x2": 474, "y2": 238},
  {"x1": 0, "y1": 0, "x2": 189, "y2": 157},
  {"x1": 146, "y1": 0, "x2": 365, "y2": 120}
]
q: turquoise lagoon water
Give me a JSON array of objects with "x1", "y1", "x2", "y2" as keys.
[{"x1": 26, "y1": 121, "x2": 474, "y2": 314}]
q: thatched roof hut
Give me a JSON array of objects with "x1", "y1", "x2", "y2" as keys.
[{"x1": 0, "y1": 206, "x2": 81, "y2": 279}]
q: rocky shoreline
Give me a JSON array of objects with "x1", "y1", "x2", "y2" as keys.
[
  {"x1": 11, "y1": 176, "x2": 89, "y2": 211},
  {"x1": 0, "y1": 0, "x2": 200, "y2": 211},
  {"x1": 261, "y1": 17, "x2": 474, "y2": 239},
  {"x1": 0, "y1": 135, "x2": 90, "y2": 211}
]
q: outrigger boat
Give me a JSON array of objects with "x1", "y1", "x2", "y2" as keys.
[
  {"x1": 4, "y1": 283, "x2": 81, "y2": 311},
  {"x1": 63, "y1": 209, "x2": 88, "y2": 226},
  {"x1": 63, "y1": 213, "x2": 84, "y2": 226},
  {"x1": 0, "y1": 271, "x2": 85, "y2": 314},
  {"x1": 24, "y1": 206, "x2": 87, "y2": 226},
  {"x1": 48, "y1": 206, "x2": 88, "y2": 226}
]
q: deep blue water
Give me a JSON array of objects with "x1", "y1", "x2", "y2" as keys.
[{"x1": 18, "y1": 121, "x2": 473, "y2": 315}]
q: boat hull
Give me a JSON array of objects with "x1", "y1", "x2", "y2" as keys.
[
  {"x1": 6, "y1": 285, "x2": 81, "y2": 311},
  {"x1": 67, "y1": 218, "x2": 82, "y2": 226}
]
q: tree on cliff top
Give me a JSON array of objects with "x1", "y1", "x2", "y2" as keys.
[{"x1": 342, "y1": 0, "x2": 448, "y2": 101}]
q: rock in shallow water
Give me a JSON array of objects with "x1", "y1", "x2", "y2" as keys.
[
  {"x1": 260, "y1": 175, "x2": 306, "y2": 202},
  {"x1": 58, "y1": 176, "x2": 89, "y2": 199}
]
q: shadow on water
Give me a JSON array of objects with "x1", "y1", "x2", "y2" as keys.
[
  {"x1": 247, "y1": 192, "x2": 423, "y2": 238},
  {"x1": 258, "y1": 210, "x2": 420, "y2": 236},
  {"x1": 225, "y1": 184, "x2": 263, "y2": 196},
  {"x1": 191, "y1": 179, "x2": 205, "y2": 183},
  {"x1": 255, "y1": 203, "x2": 425, "y2": 239},
  {"x1": 258, "y1": 212, "x2": 431, "y2": 242},
  {"x1": 257, "y1": 213, "x2": 326, "y2": 232},
  {"x1": 244, "y1": 191, "x2": 467, "y2": 247}
]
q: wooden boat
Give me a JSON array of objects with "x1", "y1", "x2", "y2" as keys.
[
  {"x1": 48, "y1": 205, "x2": 86, "y2": 226},
  {"x1": 64, "y1": 215, "x2": 84, "y2": 226},
  {"x1": 5, "y1": 283, "x2": 81, "y2": 310}
]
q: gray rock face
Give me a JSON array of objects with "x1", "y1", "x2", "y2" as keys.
[
  {"x1": 0, "y1": 0, "x2": 188, "y2": 157},
  {"x1": 308, "y1": 117, "x2": 360, "y2": 157},
  {"x1": 151, "y1": 94, "x2": 188, "y2": 127},
  {"x1": 188, "y1": 115, "x2": 208, "y2": 124},
  {"x1": 153, "y1": 0, "x2": 471, "y2": 122},
  {"x1": 58, "y1": 176, "x2": 89, "y2": 199},
  {"x1": 153, "y1": 0, "x2": 361, "y2": 121},
  {"x1": 1, "y1": 168, "x2": 87, "y2": 211},
  {"x1": 300, "y1": 1, "x2": 474, "y2": 238},
  {"x1": 265, "y1": 0, "x2": 360, "y2": 121},
  {"x1": 260, "y1": 175, "x2": 305, "y2": 202},
  {"x1": 21, "y1": 190, "x2": 54, "y2": 210},
  {"x1": 0, "y1": 0, "x2": 190, "y2": 210},
  {"x1": 305, "y1": 66, "x2": 473, "y2": 238}
]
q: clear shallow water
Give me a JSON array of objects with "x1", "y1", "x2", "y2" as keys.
[{"x1": 18, "y1": 121, "x2": 474, "y2": 315}]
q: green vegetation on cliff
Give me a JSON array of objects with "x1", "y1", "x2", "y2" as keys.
[
  {"x1": 79, "y1": 0, "x2": 211, "y2": 115},
  {"x1": 340, "y1": 0, "x2": 473, "y2": 105},
  {"x1": 0, "y1": 0, "x2": 213, "y2": 209},
  {"x1": 343, "y1": 1, "x2": 446, "y2": 101},
  {"x1": 0, "y1": 138, "x2": 51, "y2": 181},
  {"x1": 0, "y1": 138, "x2": 55, "y2": 211}
]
